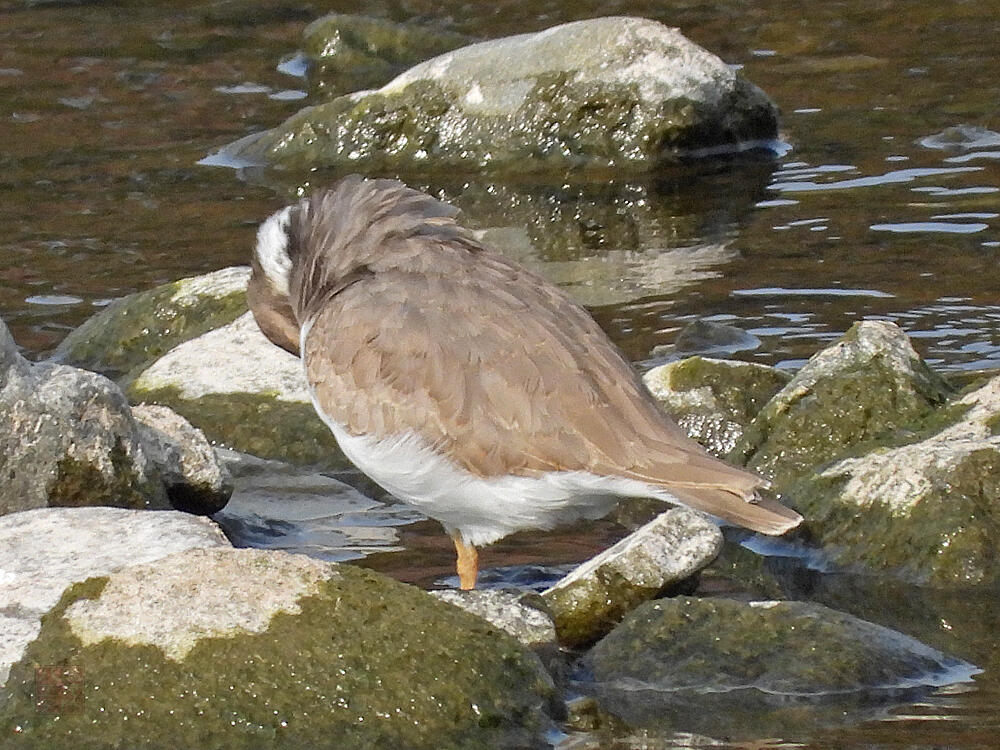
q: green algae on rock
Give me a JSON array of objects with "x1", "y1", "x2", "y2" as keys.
[
  {"x1": 1, "y1": 548, "x2": 555, "y2": 750},
  {"x1": 583, "y1": 596, "x2": 979, "y2": 740},
  {"x1": 51, "y1": 266, "x2": 250, "y2": 385},
  {"x1": 219, "y1": 16, "x2": 779, "y2": 173},
  {"x1": 303, "y1": 13, "x2": 475, "y2": 95},
  {"x1": 643, "y1": 356, "x2": 791, "y2": 456},
  {"x1": 785, "y1": 374, "x2": 1000, "y2": 587},
  {"x1": 730, "y1": 321, "x2": 952, "y2": 485},
  {"x1": 128, "y1": 312, "x2": 351, "y2": 469}
]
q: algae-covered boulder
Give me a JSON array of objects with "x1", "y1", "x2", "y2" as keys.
[
  {"x1": 0, "y1": 318, "x2": 169, "y2": 515},
  {"x1": 643, "y1": 356, "x2": 790, "y2": 456},
  {"x1": 731, "y1": 321, "x2": 952, "y2": 484},
  {"x1": 0, "y1": 507, "x2": 230, "y2": 686},
  {"x1": 543, "y1": 508, "x2": 722, "y2": 648},
  {"x1": 582, "y1": 597, "x2": 979, "y2": 739},
  {"x1": 219, "y1": 16, "x2": 778, "y2": 173},
  {"x1": 2, "y1": 548, "x2": 555, "y2": 749},
  {"x1": 303, "y1": 13, "x2": 475, "y2": 94},
  {"x1": 787, "y1": 375, "x2": 1000, "y2": 586},
  {"x1": 129, "y1": 312, "x2": 349, "y2": 469},
  {"x1": 51, "y1": 266, "x2": 250, "y2": 384}
]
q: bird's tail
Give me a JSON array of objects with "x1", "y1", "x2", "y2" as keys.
[{"x1": 664, "y1": 482, "x2": 802, "y2": 535}]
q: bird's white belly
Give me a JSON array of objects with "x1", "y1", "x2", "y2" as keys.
[{"x1": 305, "y1": 387, "x2": 663, "y2": 546}]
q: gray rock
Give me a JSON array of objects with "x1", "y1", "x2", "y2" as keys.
[
  {"x1": 51, "y1": 266, "x2": 250, "y2": 384},
  {"x1": 132, "y1": 404, "x2": 233, "y2": 515},
  {"x1": 673, "y1": 319, "x2": 761, "y2": 355},
  {"x1": 643, "y1": 356, "x2": 791, "y2": 456},
  {"x1": 731, "y1": 321, "x2": 952, "y2": 484},
  {"x1": 543, "y1": 507, "x2": 723, "y2": 647},
  {"x1": 2, "y1": 547, "x2": 555, "y2": 749},
  {"x1": 218, "y1": 16, "x2": 778, "y2": 172},
  {"x1": 789, "y1": 374, "x2": 1000, "y2": 586},
  {"x1": 1, "y1": 318, "x2": 168, "y2": 515},
  {"x1": 303, "y1": 13, "x2": 475, "y2": 94},
  {"x1": 431, "y1": 589, "x2": 557, "y2": 647},
  {"x1": 129, "y1": 312, "x2": 349, "y2": 468},
  {"x1": 582, "y1": 597, "x2": 979, "y2": 739},
  {"x1": 0, "y1": 507, "x2": 230, "y2": 686}
]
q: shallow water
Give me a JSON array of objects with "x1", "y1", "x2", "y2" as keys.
[{"x1": 2, "y1": 0, "x2": 999, "y2": 745}]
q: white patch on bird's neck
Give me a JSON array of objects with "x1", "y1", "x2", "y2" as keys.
[{"x1": 254, "y1": 205, "x2": 295, "y2": 297}]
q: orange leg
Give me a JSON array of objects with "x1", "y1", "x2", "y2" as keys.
[{"x1": 450, "y1": 533, "x2": 479, "y2": 590}]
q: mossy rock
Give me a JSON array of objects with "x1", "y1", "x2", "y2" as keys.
[
  {"x1": 303, "y1": 13, "x2": 475, "y2": 94},
  {"x1": 220, "y1": 17, "x2": 778, "y2": 173},
  {"x1": 643, "y1": 356, "x2": 791, "y2": 456},
  {"x1": 730, "y1": 321, "x2": 952, "y2": 485},
  {"x1": 582, "y1": 596, "x2": 977, "y2": 739},
  {"x1": 1, "y1": 548, "x2": 555, "y2": 749},
  {"x1": 51, "y1": 267, "x2": 251, "y2": 386},
  {"x1": 782, "y1": 376, "x2": 1000, "y2": 586},
  {"x1": 127, "y1": 313, "x2": 351, "y2": 470}
]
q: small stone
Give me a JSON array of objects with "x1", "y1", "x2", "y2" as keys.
[
  {"x1": 543, "y1": 507, "x2": 723, "y2": 647},
  {"x1": 431, "y1": 589, "x2": 556, "y2": 647}
]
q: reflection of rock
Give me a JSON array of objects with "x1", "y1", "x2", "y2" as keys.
[
  {"x1": 1, "y1": 318, "x2": 168, "y2": 515},
  {"x1": 212, "y1": 449, "x2": 419, "y2": 560},
  {"x1": 303, "y1": 14, "x2": 475, "y2": 95},
  {"x1": 51, "y1": 266, "x2": 250, "y2": 384},
  {"x1": 0, "y1": 507, "x2": 230, "y2": 686},
  {"x1": 2, "y1": 547, "x2": 556, "y2": 749},
  {"x1": 583, "y1": 597, "x2": 979, "y2": 740},
  {"x1": 543, "y1": 508, "x2": 722, "y2": 648},
  {"x1": 644, "y1": 356, "x2": 790, "y2": 456},
  {"x1": 128, "y1": 312, "x2": 349, "y2": 469},
  {"x1": 218, "y1": 16, "x2": 778, "y2": 172}
]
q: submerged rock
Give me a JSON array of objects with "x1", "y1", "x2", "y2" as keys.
[
  {"x1": 51, "y1": 266, "x2": 250, "y2": 384},
  {"x1": 129, "y1": 312, "x2": 349, "y2": 469},
  {"x1": 731, "y1": 321, "x2": 952, "y2": 484},
  {"x1": 543, "y1": 508, "x2": 722, "y2": 647},
  {"x1": 644, "y1": 356, "x2": 790, "y2": 456},
  {"x1": 219, "y1": 16, "x2": 779, "y2": 172},
  {"x1": 132, "y1": 404, "x2": 233, "y2": 515},
  {"x1": 2, "y1": 547, "x2": 555, "y2": 749},
  {"x1": 789, "y1": 374, "x2": 1000, "y2": 586},
  {"x1": 0, "y1": 318, "x2": 168, "y2": 515},
  {"x1": 0, "y1": 507, "x2": 230, "y2": 686},
  {"x1": 583, "y1": 597, "x2": 979, "y2": 739},
  {"x1": 303, "y1": 13, "x2": 475, "y2": 94}
]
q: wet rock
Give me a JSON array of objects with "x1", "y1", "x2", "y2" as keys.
[
  {"x1": 0, "y1": 318, "x2": 169, "y2": 515},
  {"x1": 431, "y1": 589, "x2": 557, "y2": 647},
  {"x1": 644, "y1": 356, "x2": 790, "y2": 456},
  {"x1": 132, "y1": 404, "x2": 233, "y2": 515},
  {"x1": 212, "y1": 448, "x2": 418, "y2": 560},
  {"x1": 543, "y1": 508, "x2": 722, "y2": 648},
  {"x1": 583, "y1": 597, "x2": 980, "y2": 739},
  {"x1": 2, "y1": 547, "x2": 555, "y2": 749},
  {"x1": 731, "y1": 321, "x2": 952, "y2": 484},
  {"x1": 51, "y1": 266, "x2": 250, "y2": 384},
  {"x1": 0, "y1": 507, "x2": 230, "y2": 686},
  {"x1": 788, "y1": 374, "x2": 1000, "y2": 586},
  {"x1": 303, "y1": 13, "x2": 475, "y2": 94},
  {"x1": 673, "y1": 319, "x2": 762, "y2": 355},
  {"x1": 219, "y1": 16, "x2": 778, "y2": 172},
  {"x1": 918, "y1": 124, "x2": 1000, "y2": 151},
  {"x1": 128, "y1": 312, "x2": 349, "y2": 469}
]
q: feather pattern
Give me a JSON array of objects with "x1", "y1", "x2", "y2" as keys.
[{"x1": 250, "y1": 175, "x2": 802, "y2": 538}]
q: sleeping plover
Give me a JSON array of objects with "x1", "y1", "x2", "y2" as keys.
[{"x1": 247, "y1": 175, "x2": 801, "y2": 589}]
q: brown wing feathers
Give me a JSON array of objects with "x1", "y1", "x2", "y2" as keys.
[{"x1": 268, "y1": 177, "x2": 802, "y2": 535}]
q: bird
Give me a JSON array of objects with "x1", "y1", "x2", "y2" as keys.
[{"x1": 246, "y1": 175, "x2": 801, "y2": 590}]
